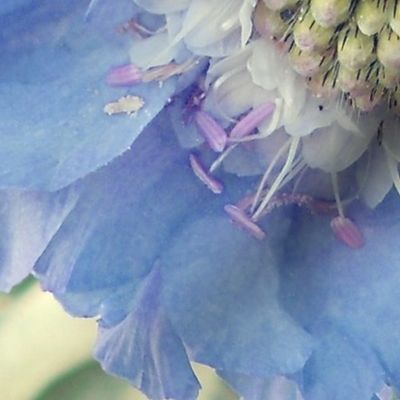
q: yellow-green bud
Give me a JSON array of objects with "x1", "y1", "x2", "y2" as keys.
[
  {"x1": 390, "y1": 87, "x2": 400, "y2": 114},
  {"x1": 260, "y1": 0, "x2": 400, "y2": 115},
  {"x1": 337, "y1": 25, "x2": 375, "y2": 70},
  {"x1": 310, "y1": 0, "x2": 351, "y2": 28},
  {"x1": 377, "y1": 27, "x2": 400, "y2": 69},
  {"x1": 354, "y1": 85, "x2": 384, "y2": 112},
  {"x1": 308, "y1": 69, "x2": 340, "y2": 99},
  {"x1": 289, "y1": 46, "x2": 329, "y2": 77},
  {"x1": 263, "y1": 0, "x2": 299, "y2": 11},
  {"x1": 355, "y1": 0, "x2": 388, "y2": 36},
  {"x1": 379, "y1": 65, "x2": 400, "y2": 89},
  {"x1": 254, "y1": 1, "x2": 288, "y2": 38},
  {"x1": 293, "y1": 9, "x2": 335, "y2": 51},
  {"x1": 337, "y1": 65, "x2": 374, "y2": 96},
  {"x1": 390, "y1": 1, "x2": 400, "y2": 36}
]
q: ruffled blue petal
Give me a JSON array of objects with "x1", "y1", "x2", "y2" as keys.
[
  {"x1": 0, "y1": 0, "x2": 33, "y2": 15},
  {"x1": 33, "y1": 111, "x2": 204, "y2": 323},
  {"x1": 160, "y1": 213, "x2": 315, "y2": 376},
  {"x1": 0, "y1": 0, "x2": 175, "y2": 190},
  {"x1": 0, "y1": 188, "x2": 75, "y2": 292},
  {"x1": 219, "y1": 372, "x2": 301, "y2": 400},
  {"x1": 94, "y1": 266, "x2": 200, "y2": 400},
  {"x1": 279, "y1": 194, "x2": 400, "y2": 398},
  {"x1": 301, "y1": 323, "x2": 383, "y2": 400},
  {"x1": 32, "y1": 106, "x2": 314, "y2": 382}
]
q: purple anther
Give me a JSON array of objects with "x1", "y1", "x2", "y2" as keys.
[
  {"x1": 195, "y1": 111, "x2": 228, "y2": 152},
  {"x1": 189, "y1": 154, "x2": 223, "y2": 194},
  {"x1": 331, "y1": 216, "x2": 365, "y2": 249},
  {"x1": 224, "y1": 204, "x2": 266, "y2": 240},
  {"x1": 230, "y1": 101, "x2": 275, "y2": 139},
  {"x1": 106, "y1": 64, "x2": 142, "y2": 87}
]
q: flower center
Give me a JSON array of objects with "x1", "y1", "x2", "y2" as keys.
[{"x1": 255, "y1": 0, "x2": 400, "y2": 113}]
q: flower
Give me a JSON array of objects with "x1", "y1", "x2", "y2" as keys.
[{"x1": 2, "y1": 1, "x2": 400, "y2": 399}]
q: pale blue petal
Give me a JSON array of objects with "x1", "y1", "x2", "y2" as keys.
[
  {"x1": 161, "y1": 213, "x2": 315, "y2": 376},
  {"x1": 94, "y1": 266, "x2": 200, "y2": 400},
  {"x1": 300, "y1": 324, "x2": 383, "y2": 400},
  {"x1": 280, "y1": 193, "x2": 400, "y2": 398},
  {"x1": 219, "y1": 372, "x2": 301, "y2": 400},
  {"x1": 0, "y1": 0, "x2": 175, "y2": 190},
  {"x1": 33, "y1": 111, "x2": 204, "y2": 322},
  {"x1": 0, "y1": 0, "x2": 32, "y2": 15},
  {"x1": 0, "y1": 188, "x2": 76, "y2": 292},
  {"x1": 32, "y1": 107, "x2": 314, "y2": 381}
]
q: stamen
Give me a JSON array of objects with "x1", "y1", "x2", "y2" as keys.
[
  {"x1": 331, "y1": 173, "x2": 344, "y2": 217},
  {"x1": 195, "y1": 111, "x2": 228, "y2": 153},
  {"x1": 119, "y1": 19, "x2": 165, "y2": 38},
  {"x1": 257, "y1": 192, "x2": 328, "y2": 217},
  {"x1": 142, "y1": 58, "x2": 198, "y2": 82},
  {"x1": 228, "y1": 98, "x2": 283, "y2": 143},
  {"x1": 230, "y1": 102, "x2": 276, "y2": 139},
  {"x1": 189, "y1": 154, "x2": 224, "y2": 194},
  {"x1": 331, "y1": 216, "x2": 364, "y2": 249},
  {"x1": 209, "y1": 144, "x2": 238, "y2": 173},
  {"x1": 251, "y1": 138, "x2": 292, "y2": 212},
  {"x1": 252, "y1": 137, "x2": 301, "y2": 220},
  {"x1": 106, "y1": 64, "x2": 142, "y2": 87},
  {"x1": 224, "y1": 205, "x2": 266, "y2": 240}
]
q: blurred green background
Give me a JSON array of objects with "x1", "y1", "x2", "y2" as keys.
[{"x1": 0, "y1": 279, "x2": 237, "y2": 400}]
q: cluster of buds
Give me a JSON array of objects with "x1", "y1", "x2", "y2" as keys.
[{"x1": 255, "y1": 0, "x2": 400, "y2": 113}]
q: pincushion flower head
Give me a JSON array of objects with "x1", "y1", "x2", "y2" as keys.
[{"x1": 2, "y1": 0, "x2": 400, "y2": 399}]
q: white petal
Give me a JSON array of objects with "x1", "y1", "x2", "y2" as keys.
[
  {"x1": 302, "y1": 124, "x2": 371, "y2": 172},
  {"x1": 130, "y1": 33, "x2": 178, "y2": 68},
  {"x1": 133, "y1": 0, "x2": 190, "y2": 14},
  {"x1": 357, "y1": 145, "x2": 393, "y2": 208}
]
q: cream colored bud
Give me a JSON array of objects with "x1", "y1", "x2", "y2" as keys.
[
  {"x1": 390, "y1": 1, "x2": 400, "y2": 36},
  {"x1": 337, "y1": 65, "x2": 374, "y2": 96},
  {"x1": 377, "y1": 27, "x2": 400, "y2": 69},
  {"x1": 263, "y1": 0, "x2": 298, "y2": 11},
  {"x1": 254, "y1": 1, "x2": 288, "y2": 38},
  {"x1": 289, "y1": 46, "x2": 327, "y2": 77},
  {"x1": 310, "y1": 0, "x2": 351, "y2": 27},
  {"x1": 379, "y1": 65, "x2": 400, "y2": 89},
  {"x1": 293, "y1": 9, "x2": 335, "y2": 51},
  {"x1": 355, "y1": 0, "x2": 388, "y2": 36},
  {"x1": 337, "y1": 25, "x2": 374, "y2": 70},
  {"x1": 354, "y1": 86, "x2": 384, "y2": 112},
  {"x1": 307, "y1": 69, "x2": 340, "y2": 99}
]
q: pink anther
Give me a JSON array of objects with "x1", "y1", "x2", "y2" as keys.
[
  {"x1": 195, "y1": 111, "x2": 228, "y2": 152},
  {"x1": 331, "y1": 216, "x2": 365, "y2": 249},
  {"x1": 189, "y1": 154, "x2": 223, "y2": 194},
  {"x1": 107, "y1": 64, "x2": 142, "y2": 87},
  {"x1": 230, "y1": 102, "x2": 275, "y2": 139},
  {"x1": 224, "y1": 204, "x2": 266, "y2": 240}
]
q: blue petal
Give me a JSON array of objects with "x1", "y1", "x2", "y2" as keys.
[
  {"x1": 32, "y1": 106, "x2": 313, "y2": 381},
  {"x1": 0, "y1": 0, "x2": 33, "y2": 15},
  {"x1": 0, "y1": 188, "x2": 75, "y2": 292},
  {"x1": 279, "y1": 194, "x2": 400, "y2": 398},
  {"x1": 94, "y1": 266, "x2": 200, "y2": 400},
  {"x1": 219, "y1": 372, "x2": 301, "y2": 400},
  {"x1": 300, "y1": 323, "x2": 383, "y2": 400},
  {"x1": 0, "y1": 0, "x2": 175, "y2": 190},
  {"x1": 160, "y1": 213, "x2": 315, "y2": 376},
  {"x1": 33, "y1": 111, "x2": 205, "y2": 322}
]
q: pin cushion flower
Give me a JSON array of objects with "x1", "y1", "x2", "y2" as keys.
[{"x1": 2, "y1": 1, "x2": 400, "y2": 399}]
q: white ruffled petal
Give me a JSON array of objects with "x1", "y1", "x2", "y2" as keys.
[
  {"x1": 357, "y1": 146, "x2": 393, "y2": 208},
  {"x1": 302, "y1": 124, "x2": 371, "y2": 173},
  {"x1": 130, "y1": 33, "x2": 179, "y2": 68},
  {"x1": 133, "y1": 0, "x2": 190, "y2": 14}
]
